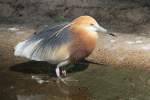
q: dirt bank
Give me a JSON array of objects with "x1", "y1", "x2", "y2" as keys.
[{"x1": 0, "y1": 0, "x2": 150, "y2": 33}]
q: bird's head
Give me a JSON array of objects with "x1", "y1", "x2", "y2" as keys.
[{"x1": 70, "y1": 16, "x2": 116, "y2": 38}]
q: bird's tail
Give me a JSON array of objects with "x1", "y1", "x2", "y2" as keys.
[
  {"x1": 14, "y1": 39, "x2": 43, "y2": 60},
  {"x1": 14, "y1": 40, "x2": 27, "y2": 57}
]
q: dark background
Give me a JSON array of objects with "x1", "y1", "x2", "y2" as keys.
[{"x1": 0, "y1": 0, "x2": 150, "y2": 33}]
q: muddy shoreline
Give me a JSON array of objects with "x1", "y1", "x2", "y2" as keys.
[{"x1": 0, "y1": 23, "x2": 150, "y2": 100}]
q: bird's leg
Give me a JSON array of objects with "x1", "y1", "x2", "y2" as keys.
[
  {"x1": 56, "y1": 60, "x2": 69, "y2": 84},
  {"x1": 55, "y1": 61, "x2": 78, "y2": 84},
  {"x1": 56, "y1": 67, "x2": 61, "y2": 78}
]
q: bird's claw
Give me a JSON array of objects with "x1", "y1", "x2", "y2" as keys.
[
  {"x1": 61, "y1": 70, "x2": 67, "y2": 77},
  {"x1": 57, "y1": 77, "x2": 68, "y2": 85},
  {"x1": 57, "y1": 77, "x2": 78, "y2": 85}
]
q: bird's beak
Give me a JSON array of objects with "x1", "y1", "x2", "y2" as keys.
[
  {"x1": 96, "y1": 26, "x2": 116, "y2": 37},
  {"x1": 96, "y1": 25, "x2": 107, "y2": 33}
]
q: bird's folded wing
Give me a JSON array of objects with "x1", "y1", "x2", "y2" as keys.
[{"x1": 14, "y1": 22, "x2": 72, "y2": 63}]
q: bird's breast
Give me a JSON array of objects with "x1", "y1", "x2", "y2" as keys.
[{"x1": 69, "y1": 27, "x2": 97, "y2": 61}]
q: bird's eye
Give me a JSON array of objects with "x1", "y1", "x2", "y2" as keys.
[{"x1": 90, "y1": 23, "x2": 94, "y2": 26}]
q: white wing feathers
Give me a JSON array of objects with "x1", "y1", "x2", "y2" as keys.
[
  {"x1": 14, "y1": 23, "x2": 72, "y2": 63},
  {"x1": 14, "y1": 39, "x2": 43, "y2": 60}
]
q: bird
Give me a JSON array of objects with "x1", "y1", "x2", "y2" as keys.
[{"x1": 14, "y1": 15, "x2": 115, "y2": 83}]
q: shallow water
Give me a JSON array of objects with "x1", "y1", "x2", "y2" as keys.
[
  {"x1": 1, "y1": 25, "x2": 150, "y2": 100},
  {"x1": 2, "y1": 61, "x2": 150, "y2": 100},
  {"x1": 0, "y1": 71, "x2": 90, "y2": 100}
]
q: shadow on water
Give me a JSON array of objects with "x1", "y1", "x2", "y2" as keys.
[
  {"x1": 10, "y1": 61, "x2": 56, "y2": 76},
  {"x1": 10, "y1": 60, "x2": 89, "y2": 77}
]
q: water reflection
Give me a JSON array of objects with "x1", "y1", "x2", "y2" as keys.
[
  {"x1": 15, "y1": 82, "x2": 90, "y2": 100},
  {"x1": 17, "y1": 95, "x2": 46, "y2": 100},
  {"x1": 0, "y1": 65, "x2": 90, "y2": 100},
  {"x1": 0, "y1": 72, "x2": 89, "y2": 100}
]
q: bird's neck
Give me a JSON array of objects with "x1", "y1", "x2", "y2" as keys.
[
  {"x1": 70, "y1": 25, "x2": 98, "y2": 40},
  {"x1": 70, "y1": 26, "x2": 97, "y2": 52}
]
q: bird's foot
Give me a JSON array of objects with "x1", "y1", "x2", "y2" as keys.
[
  {"x1": 57, "y1": 77, "x2": 68, "y2": 85},
  {"x1": 57, "y1": 77, "x2": 78, "y2": 85},
  {"x1": 61, "y1": 69, "x2": 67, "y2": 77},
  {"x1": 55, "y1": 64, "x2": 78, "y2": 85}
]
